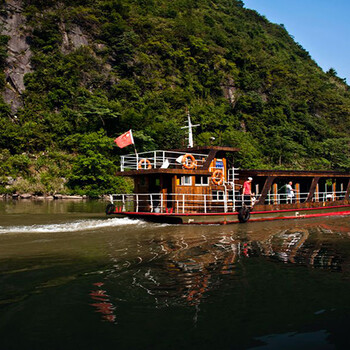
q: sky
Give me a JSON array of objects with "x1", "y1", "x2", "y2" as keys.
[{"x1": 243, "y1": 0, "x2": 350, "y2": 83}]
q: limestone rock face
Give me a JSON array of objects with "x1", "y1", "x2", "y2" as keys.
[
  {"x1": 221, "y1": 78, "x2": 238, "y2": 107},
  {"x1": 1, "y1": 0, "x2": 32, "y2": 113},
  {"x1": 61, "y1": 24, "x2": 89, "y2": 54}
]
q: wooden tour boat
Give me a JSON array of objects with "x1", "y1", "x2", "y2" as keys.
[{"x1": 106, "y1": 118, "x2": 350, "y2": 224}]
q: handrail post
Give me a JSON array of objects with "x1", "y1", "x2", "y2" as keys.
[
  {"x1": 150, "y1": 194, "x2": 153, "y2": 212},
  {"x1": 273, "y1": 183, "x2": 278, "y2": 204},
  {"x1": 232, "y1": 167, "x2": 236, "y2": 212},
  {"x1": 136, "y1": 194, "x2": 139, "y2": 212},
  {"x1": 122, "y1": 194, "x2": 125, "y2": 211},
  {"x1": 182, "y1": 194, "x2": 185, "y2": 214},
  {"x1": 345, "y1": 179, "x2": 350, "y2": 201},
  {"x1": 340, "y1": 183, "x2": 344, "y2": 199},
  {"x1": 204, "y1": 194, "x2": 207, "y2": 213},
  {"x1": 296, "y1": 183, "x2": 300, "y2": 203},
  {"x1": 232, "y1": 191, "x2": 236, "y2": 212},
  {"x1": 154, "y1": 151, "x2": 157, "y2": 169},
  {"x1": 224, "y1": 192, "x2": 227, "y2": 213}
]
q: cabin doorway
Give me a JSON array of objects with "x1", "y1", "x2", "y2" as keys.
[
  {"x1": 162, "y1": 176, "x2": 173, "y2": 210},
  {"x1": 149, "y1": 176, "x2": 161, "y2": 212}
]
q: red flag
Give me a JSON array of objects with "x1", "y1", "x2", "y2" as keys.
[{"x1": 114, "y1": 130, "x2": 134, "y2": 148}]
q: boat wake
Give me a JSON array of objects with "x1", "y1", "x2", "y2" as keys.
[{"x1": 0, "y1": 217, "x2": 145, "y2": 234}]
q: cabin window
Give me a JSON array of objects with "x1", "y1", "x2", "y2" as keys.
[
  {"x1": 212, "y1": 190, "x2": 225, "y2": 201},
  {"x1": 195, "y1": 176, "x2": 209, "y2": 186},
  {"x1": 181, "y1": 176, "x2": 192, "y2": 186}
]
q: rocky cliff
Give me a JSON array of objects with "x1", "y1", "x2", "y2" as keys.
[{"x1": 1, "y1": 0, "x2": 32, "y2": 112}]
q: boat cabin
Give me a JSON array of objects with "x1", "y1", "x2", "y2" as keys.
[{"x1": 114, "y1": 146, "x2": 239, "y2": 214}]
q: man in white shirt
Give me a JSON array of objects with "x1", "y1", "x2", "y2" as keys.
[{"x1": 286, "y1": 181, "x2": 295, "y2": 203}]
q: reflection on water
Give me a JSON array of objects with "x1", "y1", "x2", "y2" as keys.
[
  {"x1": 96, "y1": 223, "x2": 349, "y2": 316},
  {"x1": 0, "y1": 200, "x2": 349, "y2": 349},
  {"x1": 90, "y1": 282, "x2": 117, "y2": 323}
]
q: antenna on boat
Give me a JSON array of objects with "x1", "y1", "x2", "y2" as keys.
[{"x1": 181, "y1": 110, "x2": 200, "y2": 148}]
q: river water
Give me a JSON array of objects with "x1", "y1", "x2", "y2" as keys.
[{"x1": 0, "y1": 200, "x2": 349, "y2": 350}]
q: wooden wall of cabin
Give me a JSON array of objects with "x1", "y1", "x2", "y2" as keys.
[
  {"x1": 173, "y1": 174, "x2": 228, "y2": 213},
  {"x1": 134, "y1": 176, "x2": 149, "y2": 194},
  {"x1": 133, "y1": 174, "x2": 220, "y2": 212},
  {"x1": 170, "y1": 158, "x2": 232, "y2": 213}
]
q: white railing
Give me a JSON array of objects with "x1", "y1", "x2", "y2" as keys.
[
  {"x1": 109, "y1": 190, "x2": 348, "y2": 214},
  {"x1": 264, "y1": 191, "x2": 347, "y2": 205},
  {"x1": 120, "y1": 150, "x2": 208, "y2": 171},
  {"x1": 109, "y1": 192, "x2": 244, "y2": 214},
  {"x1": 227, "y1": 168, "x2": 239, "y2": 183}
]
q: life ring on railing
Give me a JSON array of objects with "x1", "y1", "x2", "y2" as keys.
[
  {"x1": 138, "y1": 158, "x2": 152, "y2": 169},
  {"x1": 238, "y1": 207, "x2": 250, "y2": 223},
  {"x1": 105, "y1": 203, "x2": 116, "y2": 215},
  {"x1": 212, "y1": 169, "x2": 224, "y2": 185},
  {"x1": 182, "y1": 154, "x2": 196, "y2": 169}
]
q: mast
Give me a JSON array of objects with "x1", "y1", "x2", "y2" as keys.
[{"x1": 181, "y1": 110, "x2": 200, "y2": 148}]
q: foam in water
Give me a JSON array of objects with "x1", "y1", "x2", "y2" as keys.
[{"x1": 0, "y1": 217, "x2": 145, "y2": 234}]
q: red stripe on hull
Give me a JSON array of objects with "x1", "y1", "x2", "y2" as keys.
[
  {"x1": 112, "y1": 208, "x2": 350, "y2": 224},
  {"x1": 182, "y1": 211, "x2": 350, "y2": 225},
  {"x1": 243, "y1": 210, "x2": 350, "y2": 222},
  {"x1": 115, "y1": 204, "x2": 350, "y2": 217}
]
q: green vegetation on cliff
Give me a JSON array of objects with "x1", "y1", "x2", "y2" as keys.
[{"x1": 0, "y1": 0, "x2": 350, "y2": 195}]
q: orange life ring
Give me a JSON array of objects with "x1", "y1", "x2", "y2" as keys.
[
  {"x1": 138, "y1": 158, "x2": 152, "y2": 169},
  {"x1": 182, "y1": 154, "x2": 196, "y2": 169},
  {"x1": 212, "y1": 169, "x2": 224, "y2": 185}
]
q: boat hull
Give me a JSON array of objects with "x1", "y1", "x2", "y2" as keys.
[{"x1": 109, "y1": 204, "x2": 350, "y2": 224}]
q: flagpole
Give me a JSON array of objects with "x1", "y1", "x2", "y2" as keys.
[
  {"x1": 130, "y1": 129, "x2": 138, "y2": 156},
  {"x1": 130, "y1": 130, "x2": 139, "y2": 169}
]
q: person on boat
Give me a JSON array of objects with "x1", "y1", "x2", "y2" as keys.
[
  {"x1": 243, "y1": 177, "x2": 253, "y2": 207},
  {"x1": 286, "y1": 181, "x2": 296, "y2": 203}
]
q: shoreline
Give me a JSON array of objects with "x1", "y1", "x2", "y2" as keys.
[{"x1": 0, "y1": 194, "x2": 110, "y2": 200}]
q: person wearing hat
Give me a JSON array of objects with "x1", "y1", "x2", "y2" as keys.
[{"x1": 243, "y1": 177, "x2": 253, "y2": 207}]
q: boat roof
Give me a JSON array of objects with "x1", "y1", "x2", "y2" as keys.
[
  {"x1": 240, "y1": 169, "x2": 350, "y2": 178},
  {"x1": 116, "y1": 169, "x2": 212, "y2": 176}
]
